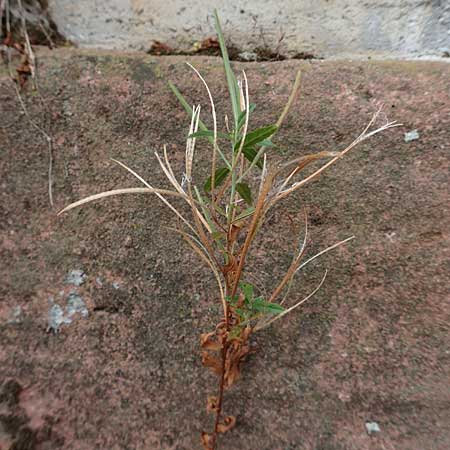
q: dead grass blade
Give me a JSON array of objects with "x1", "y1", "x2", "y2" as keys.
[
  {"x1": 186, "y1": 63, "x2": 220, "y2": 191},
  {"x1": 295, "y1": 236, "x2": 355, "y2": 275},
  {"x1": 169, "y1": 227, "x2": 227, "y2": 318},
  {"x1": 254, "y1": 269, "x2": 328, "y2": 331},
  {"x1": 273, "y1": 112, "x2": 402, "y2": 203},
  {"x1": 57, "y1": 187, "x2": 188, "y2": 215},
  {"x1": 110, "y1": 157, "x2": 199, "y2": 235}
]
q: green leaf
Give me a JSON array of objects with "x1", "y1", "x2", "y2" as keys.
[
  {"x1": 235, "y1": 125, "x2": 278, "y2": 151},
  {"x1": 256, "y1": 138, "x2": 275, "y2": 148},
  {"x1": 251, "y1": 297, "x2": 285, "y2": 314},
  {"x1": 237, "y1": 103, "x2": 256, "y2": 131},
  {"x1": 241, "y1": 146, "x2": 264, "y2": 169},
  {"x1": 228, "y1": 325, "x2": 243, "y2": 340},
  {"x1": 169, "y1": 81, "x2": 232, "y2": 170},
  {"x1": 211, "y1": 231, "x2": 225, "y2": 241},
  {"x1": 240, "y1": 283, "x2": 254, "y2": 301},
  {"x1": 188, "y1": 130, "x2": 230, "y2": 139},
  {"x1": 233, "y1": 207, "x2": 255, "y2": 223},
  {"x1": 204, "y1": 167, "x2": 230, "y2": 192},
  {"x1": 225, "y1": 295, "x2": 239, "y2": 306},
  {"x1": 235, "y1": 308, "x2": 248, "y2": 319},
  {"x1": 169, "y1": 82, "x2": 211, "y2": 137},
  {"x1": 214, "y1": 10, "x2": 241, "y2": 129},
  {"x1": 236, "y1": 182, "x2": 252, "y2": 205}
]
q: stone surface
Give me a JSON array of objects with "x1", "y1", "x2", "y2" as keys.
[
  {"x1": 0, "y1": 48, "x2": 449, "y2": 449},
  {"x1": 46, "y1": 1, "x2": 450, "y2": 58}
]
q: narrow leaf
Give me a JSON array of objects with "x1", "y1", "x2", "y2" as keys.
[
  {"x1": 188, "y1": 130, "x2": 230, "y2": 139},
  {"x1": 204, "y1": 167, "x2": 230, "y2": 192},
  {"x1": 214, "y1": 10, "x2": 240, "y2": 128},
  {"x1": 233, "y1": 207, "x2": 255, "y2": 223},
  {"x1": 240, "y1": 283, "x2": 254, "y2": 301},
  {"x1": 242, "y1": 146, "x2": 263, "y2": 169},
  {"x1": 211, "y1": 231, "x2": 225, "y2": 241},
  {"x1": 237, "y1": 103, "x2": 256, "y2": 131},
  {"x1": 169, "y1": 81, "x2": 232, "y2": 170},
  {"x1": 168, "y1": 82, "x2": 211, "y2": 138},
  {"x1": 256, "y1": 138, "x2": 275, "y2": 148},
  {"x1": 252, "y1": 297, "x2": 285, "y2": 314},
  {"x1": 235, "y1": 125, "x2": 278, "y2": 150},
  {"x1": 236, "y1": 182, "x2": 252, "y2": 205}
]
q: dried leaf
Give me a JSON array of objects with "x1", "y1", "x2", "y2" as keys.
[
  {"x1": 200, "y1": 332, "x2": 222, "y2": 351},
  {"x1": 199, "y1": 37, "x2": 219, "y2": 51},
  {"x1": 224, "y1": 361, "x2": 241, "y2": 387},
  {"x1": 223, "y1": 327, "x2": 251, "y2": 387},
  {"x1": 222, "y1": 254, "x2": 237, "y2": 276},
  {"x1": 228, "y1": 224, "x2": 241, "y2": 245},
  {"x1": 217, "y1": 415, "x2": 236, "y2": 433},
  {"x1": 201, "y1": 431, "x2": 214, "y2": 450},
  {"x1": 206, "y1": 395, "x2": 219, "y2": 414},
  {"x1": 287, "y1": 151, "x2": 339, "y2": 178},
  {"x1": 149, "y1": 40, "x2": 173, "y2": 55},
  {"x1": 201, "y1": 352, "x2": 222, "y2": 375}
]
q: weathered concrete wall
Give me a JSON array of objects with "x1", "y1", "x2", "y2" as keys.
[{"x1": 47, "y1": 0, "x2": 450, "y2": 58}]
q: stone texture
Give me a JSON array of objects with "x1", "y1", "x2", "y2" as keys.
[
  {"x1": 46, "y1": 0, "x2": 450, "y2": 58},
  {"x1": 0, "y1": 48, "x2": 449, "y2": 449}
]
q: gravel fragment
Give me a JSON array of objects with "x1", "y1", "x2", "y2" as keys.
[
  {"x1": 404, "y1": 129, "x2": 420, "y2": 142},
  {"x1": 65, "y1": 269, "x2": 87, "y2": 286},
  {"x1": 365, "y1": 421, "x2": 381, "y2": 434}
]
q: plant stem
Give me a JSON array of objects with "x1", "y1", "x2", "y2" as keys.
[{"x1": 211, "y1": 340, "x2": 229, "y2": 450}]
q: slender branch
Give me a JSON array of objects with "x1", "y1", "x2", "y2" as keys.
[
  {"x1": 211, "y1": 340, "x2": 229, "y2": 450},
  {"x1": 230, "y1": 173, "x2": 274, "y2": 299},
  {"x1": 254, "y1": 269, "x2": 328, "y2": 332},
  {"x1": 268, "y1": 212, "x2": 308, "y2": 303}
]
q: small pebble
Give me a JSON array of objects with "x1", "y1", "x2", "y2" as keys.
[
  {"x1": 65, "y1": 269, "x2": 87, "y2": 286},
  {"x1": 238, "y1": 51, "x2": 258, "y2": 61},
  {"x1": 66, "y1": 292, "x2": 89, "y2": 318},
  {"x1": 404, "y1": 130, "x2": 419, "y2": 142},
  {"x1": 47, "y1": 301, "x2": 72, "y2": 333},
  {"x1": 365, "y1": 421, "x2": 381, "y2": 434},
  {"x1": 8, "y1": 305, "x2": 23, "y2": 324}
]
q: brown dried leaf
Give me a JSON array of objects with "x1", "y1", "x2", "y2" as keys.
[
  {"x1": 224, "y1": 362, "x2": 240, "y2": 387},
  {"x1": 201, "y1": 352, "x2": 222, "y2": 375},
  {"x1": 200, "y1": 332, "x2": 222, "y2": 351},
  {"x1": 149, "y1": 40, "x2": 173, "y2": 55},
  {"x1": 228, "y1": 224, "x2": 241, "y2": 245},
  {"x1": 222, "y1": 254, "x2": 237, "y2": 275},
  {"x1": 201, "y1": 431, "x2": 214, "y2": 450},
  {"x1": 206, "y1": 395, "x2": 219, "y2": 414},
  {"x1": 217, "y1": 415, "x2": 236, "y2": 433},
  {"x1": 223, "y1": 330, "x2": 251, "y2": 387},
  {"x1": 288, "y1": 151, "x2": 338, "y2": 178},
  {"x1": 199, "y1": 37, "x2": 219, "y2": 50}
]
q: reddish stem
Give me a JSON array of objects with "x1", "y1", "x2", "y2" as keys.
[{"x1": 211, "y1": 340, "x2": 229, "y2": 449}]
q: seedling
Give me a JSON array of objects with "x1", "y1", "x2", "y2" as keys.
[{"x1": 59, "y1": 11, "x2": 400, "y2": 449}]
